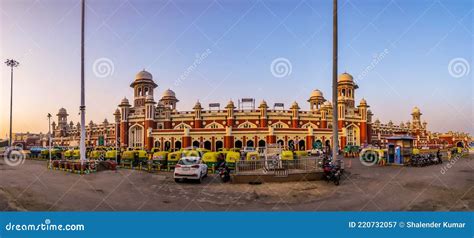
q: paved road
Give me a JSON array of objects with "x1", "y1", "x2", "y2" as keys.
[{"x1": 0, "y1": 154, "x2": 472, "y2": 211}]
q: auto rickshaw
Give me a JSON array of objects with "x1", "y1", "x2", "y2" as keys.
[
  {"x1": 294, "y1": 150, "x2": 308, "y2": 159},
  {"x1": 90, "y1": 147, "x2": 107, "y2": 160},
  {"x1": 150, "y1": 148, "x2": 168, "y2": 171},
  {"x1": 202, "y1": 152, "x2": 219, "y2": 173},
  {"x1": 105, "y1": 149, "x2": 119, "y2": 161},
  {"x1": 167, "y1": 151, "x2": 182, "y2": 171},
  {"x1": 63, "y1": 148, "x2": 74, "y2": 159},
  {"x1": 40, "y1": 147, "x2": 62, "y2": 160},
  {"x1": 121, "y1": 149, "x2": 135, "y2": 168},
  {"x1": 280, "y1": 150, "x2": 294, "y2": 160},
  {"x1": 225, "y1": 151, "x2": 240, "y2": 170},
  {"x1": 29, "y1": 147, "x2": 45, "y2": 159},
  {"x1": 245, "y1": 151, "x2": 259, "y2": 161}
]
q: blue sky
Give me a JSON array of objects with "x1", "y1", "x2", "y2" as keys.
[{"x1": 0, "y1": 0, "x2": 472, "y2": 137}]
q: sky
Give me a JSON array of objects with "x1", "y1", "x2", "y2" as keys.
[{"x1": 0, "y1": 0, "x2": 472, "y2": 138}]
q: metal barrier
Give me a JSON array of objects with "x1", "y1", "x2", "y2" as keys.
[{"x1": 235, "y1": 157, "x2": 323, "y2": 176}]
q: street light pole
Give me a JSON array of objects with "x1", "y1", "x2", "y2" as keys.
[
  {"x1": 4, "y1": 59, "x2": 19, "y2": 147},
  {"x1": 47, "y1": 113, "x2": 52, "y2": 166},
  {"x1": 332, "y1": 0, "x2": 339, "y2": 162},
  {"x1": 79, "y1": 0, "x2": 86, "y2": 163}
]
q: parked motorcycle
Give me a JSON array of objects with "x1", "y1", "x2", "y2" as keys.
[
  {"x1": 322, "y1": 162, "x2": 341, "y2": 186},
  {"x1": 216, "y1": 161, "x2": 231, "y2": 183}
]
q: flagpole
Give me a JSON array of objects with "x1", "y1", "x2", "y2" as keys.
[
  {"x1": 79, "y1": 0, "x2": 87, "y2": 163},
  {"x1": 332, "y1": 0, "x2": 339, "y2": 162}
]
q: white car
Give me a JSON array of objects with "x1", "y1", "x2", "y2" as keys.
[{"x1": 174, "y1": 156, "x2": 208, "y2": 183}]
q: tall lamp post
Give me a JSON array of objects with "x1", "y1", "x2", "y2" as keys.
[
  {"x1": 47, "y1": 113, "x2": 52, "y2": 166},
  {"x1": 332, "y1": 0, "x2": 339, "y2": 163},
  {"x1": 4, "y1": 59, "x2": 19, "y2": 147},
  {"x1": 79, "y1": 0, "x2": 86, "y2": 163}
]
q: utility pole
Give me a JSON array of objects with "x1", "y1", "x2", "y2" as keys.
[
  {"x1": 332, "y1": 0, "x2": 339, "y2": 162},
  {"x1": 79, "y1": 0, "x2": 86, "y2": 163},
  {"x1": 4, "y1": 59, "x2": 19, "y2": 147}
]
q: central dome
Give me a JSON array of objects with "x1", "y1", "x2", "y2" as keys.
[
  {"x1": 131, "y1": 69, "x2": 157, "y2": 88},
  {"x1": 135, "y1": 70, "x2": 153, "y2": 80}
]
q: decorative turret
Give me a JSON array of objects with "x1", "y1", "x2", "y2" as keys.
[
  {"x1": 193, "y1": 101, "x2": 203, "y2": 128},
  {"x1": 290, "y1": 101, "x2": 300, "y2": 128},
  {"x1": 357, "y1": 98, "x2": 369, "y2": 121},
  {"x1": 131, "y1": 70, "x2": 157, "y2": 107},
  {"x1": 159, "y1": 89, "x2": 178, "y2": 110},
  {"x1": 308, "y1": 89, "x2": 325, "y2": 111},
  {"x1": 118, "y1": 97, "x2": 131, "y2": 147},
  {"x1": 259, "y1": 100, "x2": 268, "y2": 127},
  {"x1": 114, "y1": 108, "x2": 121, "y2": 123},
  {"x1": 337, "y1": 73, "x2": 357, "y2": 108},
  {"x1": 225, "y1": 100, "x2": 235, "y2": 127}
]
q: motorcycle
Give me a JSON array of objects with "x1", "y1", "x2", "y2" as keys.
[
  {"x1": 216, "y1": 162, "x2": 231, "y2": 183},
  {"x1": 322, "y1": 162, "x2": 341, "y2": 186}
]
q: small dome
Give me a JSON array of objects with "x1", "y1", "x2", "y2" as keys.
[
  {"x1": 103, "y1": 118, "x2": 109, "y2": 124},
  {"x1": 121, "y1": 97, "x2": 129, "y2": 105},
  {"x1": 135, "y1": 70, "x2": 153, "y2": 80},
  {"x1": 412, "y1": 107, "x2": 420, "y2": 114},
  {"x1": 310, "y1": 89, "x2": 323, "y2": 98},
  {"x1": 114, "y1": 108, "x2": 120, "y2": 114},
  {"x1": 162, "y1": 89, "x2": 176, "y2": 98},
  {"x1": 226, "y1": 100, "x2": 235, "y2": 107},
  {"x1": 291, "y1": 101, "x2": 299, "y2": 107},
  {"x1": 338, "y1": 73, "x2": 353, "y2": 82},
  {"x1": 193, "y1": 101, "x2": 202, "y2": 110},
  {"x1": 58, "y1": 107, "x2": 67, "y2": 115},
  {"x1": 360, "y1": 98, "x2": 367, "y2": 105}
]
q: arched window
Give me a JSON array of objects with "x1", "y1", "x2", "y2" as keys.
[
  {"x1": 192, "y1": 141, "x2": 200, "y2": 148},
  {"x1": 341, "y1": 89, "x2": 346, "y2": 96},
  {"x1": 164, "y1": 141, "x2": 171, "y2": 151},
  {"x1": 277, "y1": 140, "x2": 284, "y2": 147},
  {"x1": 204, "y1": 141, "x2": 212, "y2": 150},
  {"x1": 238, "y1": 121, "x2": 257, "y2": 129},
  {"x1": 138, "y1": 88, "x2": 142, "y2": 96},
  {"x1": 258, "y1": 140, "x2": 266, "y2": 148},
  {"x1": 174, "y1": 123, "x2": 191, "y2": 129},
  {"x1": 144, "y1": 87, "x2": 149, "y2": 95},
  {"x1": 175, "y1": 141, "x2": 182, "y2": 150},
  {"x1": 215, "y1": 141, "x2": 223, "y2": 151},
  {"x1": 298, "y1": 140, "x2": 305, "y2": 150},
  {"x1": 129, "y1": 125, "x2": 144, "y2": 148},
  {"x1": 205, "y1": 122, "x2": 223, "y2": 129},
  {"x1": 246, "y1": 140, "x2": 254, "y2": 147},
  {"x1": 235, "y1": 140, "x2": 243, "y2": 148}
]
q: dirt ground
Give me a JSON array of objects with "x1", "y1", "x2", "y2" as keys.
[{"x1": 0, "y1": 154, "x2": 472, "y2": 211}]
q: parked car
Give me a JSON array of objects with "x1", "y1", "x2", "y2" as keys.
[{"x1": 174, "y1": 152, "x2": 207, "y2": 183}]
